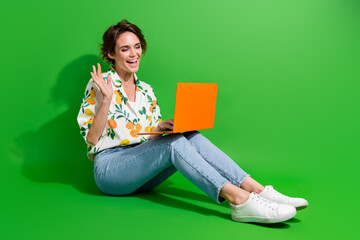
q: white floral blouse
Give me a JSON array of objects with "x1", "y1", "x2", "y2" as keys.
[{"x1": 77, "y1": 65, "x2": 162, "y2": 161}]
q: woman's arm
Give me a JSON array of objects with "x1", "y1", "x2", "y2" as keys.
[
  {"x1": 86, "y1": 98, "x2": 111, "y2": 145},
  {"x1": 86, "y1": 63, "x2": 114, "y2": 145}
]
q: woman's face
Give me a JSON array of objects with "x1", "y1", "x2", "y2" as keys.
[{"x1": 108, "y1": 31, "x2": 142, "y2": 74}]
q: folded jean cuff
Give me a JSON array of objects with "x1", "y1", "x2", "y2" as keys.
[
  {"x1": 237, "y1": 173, "x2": 250, "y2": 188},
  {"x1": 216, "y1": 180, "x2": 230, "y2": 204}
]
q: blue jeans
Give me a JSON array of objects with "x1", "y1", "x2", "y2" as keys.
[{"x1": 94, "y1": 131, "x2": 249, "y2": 203}]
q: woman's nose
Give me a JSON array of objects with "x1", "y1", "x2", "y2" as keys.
[{"x1": 129, "y1": 48, "x2": 136, "y2": 57}]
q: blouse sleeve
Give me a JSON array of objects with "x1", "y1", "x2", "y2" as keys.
[
  {"x1": 76, "y1": 79, "x2": 106, "y2": 145},
  {"x1": 148, "y1": 86, "x2": 163, "y2": 128}
]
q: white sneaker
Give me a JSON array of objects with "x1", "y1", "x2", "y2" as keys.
[
  {"x1": 229, "y1": 192, "x2": 296, "y2": 223},
  {"x1": 259, "y1": 185, "x2": 308, "y2": 210}
]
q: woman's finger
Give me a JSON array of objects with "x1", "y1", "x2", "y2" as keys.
[
  {"x1": 107, "y1": 74, "x2": 112, "y2": 86},
  {"x1": 92, "y1": 65, "x2": 97, "y2": 77},
  {"x1": 164, "y1": 119, "x2": 173, "y2": 125},
  {"x1": 93, "y1": 66, "x2": 101, "y2": 84},
  {"x1": 91, "y1": 71, "x2": 103, "y2": 90},
  {"x1": 90, "y1": 71, "x2": 96, "y2": 82},
  {"x1": 91, "y1": 72, "x2": 99, "y2": 87},
  {"x1": 97, "y1": 63, "x2": 102, "y2": 78},
  {"x1": 91, "y1": 71, "x2": 98, "y2": 82},
  {"x1": 162, "y1": 122, "x2": 173, "y2": 130}
]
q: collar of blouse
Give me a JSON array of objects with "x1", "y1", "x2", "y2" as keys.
[
  {"x1": 108, "y1": 65, "x2": 141, "y2": 88},
  {"x1": 107, "y1": 65, "x2": 147, "y2": 118}
]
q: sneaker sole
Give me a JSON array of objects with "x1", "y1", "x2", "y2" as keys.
[
  {"x1": 231, "y1": 209, "x2": 297, "y2": 224},
  {"x1": 296, "y1": 205, "x2": 308, "y2": 211}
]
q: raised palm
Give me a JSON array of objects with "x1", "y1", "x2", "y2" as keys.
[{"x1": 90, "y1": 63, "x2": 113, "y2": 101}]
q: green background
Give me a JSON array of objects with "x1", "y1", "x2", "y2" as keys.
[{"x1": 1, "y1": 0, "x2": 359, "y2": 239}]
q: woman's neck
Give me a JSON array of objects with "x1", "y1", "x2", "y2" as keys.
[{"x1": 114, "y1": 65, "x2": 135, "y2": 85}]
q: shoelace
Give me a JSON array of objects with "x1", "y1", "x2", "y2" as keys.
[{"x1": 252, "y1": 193, "x2": 278, "y2": 211}]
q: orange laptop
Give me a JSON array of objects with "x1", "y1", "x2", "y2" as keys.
[{"x1": 139, "y1": 83, "x2": 218, "y2": 135}]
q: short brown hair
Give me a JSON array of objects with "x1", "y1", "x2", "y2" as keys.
[{"x1": 99, "y1": 19, "x2": 147, "y2": 65}]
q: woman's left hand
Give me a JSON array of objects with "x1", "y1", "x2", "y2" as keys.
[
  {"x1": 149, "y1": 119, "x2": 173, "y2": 140},
  {"x1": 156, "y1": 119, "x2": 174, "y2": 132}
]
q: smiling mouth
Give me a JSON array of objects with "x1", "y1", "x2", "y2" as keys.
[{"x1": 126, "y1": 59, "x2": 138, "y2": 65}]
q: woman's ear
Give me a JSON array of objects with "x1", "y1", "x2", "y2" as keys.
[{"x1": 108, "y1": 52, "x2": 114, "y2": 60}]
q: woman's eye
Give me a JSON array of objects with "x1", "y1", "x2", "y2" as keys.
[
  {"x1": 121, "y1": 49, "x2": 128, "y2": 52},
  {"x1": 136, "y1": 46, "x2": 141, "y2": 49}
]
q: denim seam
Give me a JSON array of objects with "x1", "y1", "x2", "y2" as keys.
[
  {"x1": 184, "y1": 132, "x2": 240, "y2": 184},
  {"x1": 195, "y1": 151, "x2": 239, "y2": 185},
  {"x1": 97, "y1": 144, "x2": 169, "y2": 175},
  {"x1": 172, "y1": 145, "x2": 224, "y2": 202}
]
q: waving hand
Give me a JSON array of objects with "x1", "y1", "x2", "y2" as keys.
[{"x1": 90, "y1": 63, "x2": 113, "y2": 102}]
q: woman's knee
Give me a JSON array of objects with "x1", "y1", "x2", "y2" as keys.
[
  {"x1": 161, "y1": 132, "x2": 186, "y2": 147},
  {"x1": 165, "y1": 131, "x2": 206, "y2": 150},
  {"x1": 166, "y1": 133, "x2": 192, "y2": 149},
  {"x1": 182, "y1": 130, "x2": 201, "y2": 140}
]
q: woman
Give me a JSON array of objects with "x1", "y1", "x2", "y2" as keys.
[{"x1": 77, "y1": 19, "x2": 308, "y2": 224}]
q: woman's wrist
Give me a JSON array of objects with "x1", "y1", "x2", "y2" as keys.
[
  {"x1": 101, "y1": 97, "x2": 112, "y2": 105},
  {"x1": 149, "y1": 125, "x2": 163, "y2": 140}
]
